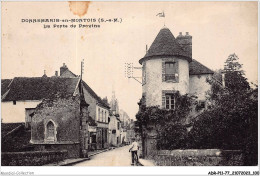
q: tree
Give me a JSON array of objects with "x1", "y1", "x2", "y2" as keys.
[
  {"x1": 189, "y1": 54, "x2": 257, "y2": 165},
  {"x1": 224, "y1": 53, "x2": 250, "y2": 94},
  {"x1": 136, "y1": 92, "x2": 195, "y2": 150}
]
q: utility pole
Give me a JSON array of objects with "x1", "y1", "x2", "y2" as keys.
[{"x1": 81, "y1": 59, "x2": 84, "y2": 80}]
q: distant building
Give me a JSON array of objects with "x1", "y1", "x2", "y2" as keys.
[
  {"x1": 119, "y1": 109, "x2": 130, "y2": 128},
  {"x1": 108, "y1": 115, "x2": 121, "y2": 147},
  {"x1": 109, "y1": 88, "x2": 119, "y2": 115}
]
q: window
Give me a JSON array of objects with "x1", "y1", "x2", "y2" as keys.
[
  {"x1": 13, "y1": 101, "x2": 16, "y2": 105},
  {"x1": 105, "y1": 111, "x2": 107, "y2": 123},
  {"x1": 165, "y1": 62, "x2": 176, "y2": 81},
  {"x1": 98, "y1": 108, "x2": 100, "y2": 121},
  {"x1": 165, "y1": 94, "x2": 175, "y2": 110},
  {"x1": 45, "y1": 120, "x2": 56, "y2": 142},
  {"x1": 142, "y1": 62, "x2": 146, "y2": 85}
]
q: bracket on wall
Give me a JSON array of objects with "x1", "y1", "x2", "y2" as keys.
[{"x1": 124, "y1": 63, "x2": 142, "y2": 85}]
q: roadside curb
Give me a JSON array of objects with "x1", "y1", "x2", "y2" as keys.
[
  {"x1": 138, "y1": 159, "x2": 155, "y2": 166},
  {"x1": 61, "y1": 148, "x2": 112, "y2": 166},
  {"x1": 88, "y1": 148, "x2": 111, "y2": 157},
  {"x1": 61, "y1": 158, "x2": 90, "y2": 166}
]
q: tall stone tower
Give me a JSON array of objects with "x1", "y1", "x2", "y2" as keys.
[
  {"x1": 110, "y1": 85, "x2": 119, "y2": 115},
  {"x1": 139, "y1": 27, "x2": 192, "y2": 109}
]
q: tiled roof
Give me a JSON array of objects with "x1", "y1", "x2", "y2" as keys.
[
  {"x1": 1, "y1": 77, "x2": 79, "y2": 101},
  {"x1": 82, "y1": 81, "x2": 110, "y2": 109},
  {"x1": 189, "y1": 59, "x2": 214, "y2": 75},
  {"x1": 1, "y1": 79, "x2": 12, "y2": 96},
  {"x1": 139, "y1": 27, "x2": 192, "y2": 64}
]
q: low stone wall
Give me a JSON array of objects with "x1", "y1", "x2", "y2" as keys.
[
  {"x1": 1, "y1": 150, "x2": 68, "y2": 166},
  {"x1": 153, "y1": 149, "x2": 243, "y2": 166}
]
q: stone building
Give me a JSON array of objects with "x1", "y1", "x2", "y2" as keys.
[
  {"x1": 31, "y1": 94, "x2": 89, "y2": 158},
  {"x1": 1, "y1": 63, "x2": 110, "y2": 154},
  {"x1": 1, "y1": 76, "x2": 89, "y2": 158},
  {"x1": 140, "y1": 27, "x2": 214, "y2": 110},
  {"x1": 138, "y1": 27, "x2": 214, "y2": 158},
  {"x1": 59, "y1": 64, "x2": 110, "y2": 150}
]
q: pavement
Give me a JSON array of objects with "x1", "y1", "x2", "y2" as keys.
[
  {"x1": 73, "y1": 145, "x2": 155, "y2": 166},
  {"x1": 44, "y1": 148, "x2": 111, "y2": 166},
  {"x1": 45, "y1": 145, "x2": 155, "y2": 166}
]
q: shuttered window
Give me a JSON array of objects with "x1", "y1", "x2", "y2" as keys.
[{"x1": 162, "y1": 60, "x2": 179, "y2": 82}]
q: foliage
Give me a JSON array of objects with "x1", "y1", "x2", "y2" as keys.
[
  {"x1": 136, "y1": 92, "x2": 195, "y2": 150},
  {"x1": 189, "y1": 54, "x2": 257, "y2": 165}
]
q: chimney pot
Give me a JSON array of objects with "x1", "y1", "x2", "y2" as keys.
[
  {"x1": 179, "y1": 32, "x2": 182, "y2": 35},
  {"x1": 186, "y1": 32, "x2": 189, "y2": 35},
  {"x1": 55, "y1": 71, "x2": 58, "y2": 76},
  {"x1": 44, "y1": 70, "x2": 46, "y2": 75},
  {"x1": 60, "y1": 63, "x2": 68, "y2": 76}
]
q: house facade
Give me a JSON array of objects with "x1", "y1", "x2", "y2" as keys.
[
  {"x1": 138, "y1": 27, "x2": 214, "y2": 158},
  {"x1": 60, "y1": 64, "x2": 110, "y2": 150},
  {"x1": 140, "y1": 27, "x2": 214, "y2": 110},
  {"x1": 108, "y1": 115, "x2": 121, "y2": 147},
  {"x1": 1, "y1": 63, "x2": 110, "y2": 153},
  {"x1": 1, "y1": 77, "x2": 79, "y2": 128}
]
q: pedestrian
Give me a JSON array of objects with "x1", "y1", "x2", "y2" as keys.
[{"x1": 129, "y1": 138, "x2": 139, "y2": 165}]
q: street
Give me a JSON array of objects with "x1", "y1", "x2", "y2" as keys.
[{"x1": 73, "y1": 145, "x2": 135, "y2": 166}]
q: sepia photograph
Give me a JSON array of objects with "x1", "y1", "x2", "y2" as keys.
[{"x1": 0, "y1": 0, "x2": 259, "y2": 175}]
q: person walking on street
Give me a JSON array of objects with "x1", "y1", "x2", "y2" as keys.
[{"x1": 129, "y1": 138, "x2": 139, "y2": 165}]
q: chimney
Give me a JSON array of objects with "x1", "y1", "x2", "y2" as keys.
[
  {"x1": 42, "y1": 70, "x2": 47, "y2": 78},
  {"x1": 60, "y1": 63, "x2": 68, "y2": 76},
  {"x1": 55, "y1": 71, "x2": 58, "y2": 77},
  {"x1": 176, "y1": 32, "x2": 192, "y2": 58}
]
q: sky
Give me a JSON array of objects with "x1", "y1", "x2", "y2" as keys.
[{"x1": 1, "y1": 1, "x2": 258, "y2": 119}]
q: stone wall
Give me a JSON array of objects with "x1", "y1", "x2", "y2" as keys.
[
  {"x1": 1, "y1": 150, "x2": 68, "y2": 166},
  {"x1": 31, "y1": 97, "x2": 81, "y2": 158},
  {"x1": 31, "y1": 97, "x2": 80, "y2": 143},
  {"x1": 33, "y1": 144, "x2": 80, "y2": 158},
  {"x1": 152, "y1": 149, "x2": 243, "y2": 166}
]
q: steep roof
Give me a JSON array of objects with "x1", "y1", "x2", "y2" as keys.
[
  {"x1": 189, "y1": 59, "x2": 214, "y2": 75},
  {"x1": 2, "y1": 77, "x2": 79, "y2": 101},
  {"x1": 82, "y1": 81, "x2": 110, "y2": 109},
  {"x1": 139, "y1": 27, "x2": 192, "y2": 64},
  {"x1": 1, "y1": 79, "x2": 12, "y2": 96}
]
